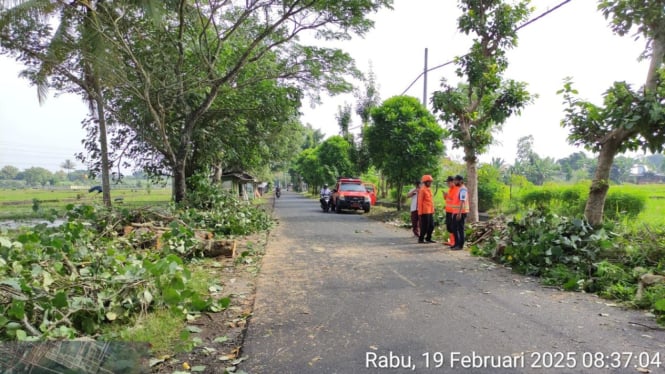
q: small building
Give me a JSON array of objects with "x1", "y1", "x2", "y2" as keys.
[{"x1": 221, "y1": 171, "x2": 256, "y2": 200}]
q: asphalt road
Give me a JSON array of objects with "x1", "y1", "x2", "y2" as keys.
[{"x1": 241, "y1": 191, "x2": 665, "y2": 374}]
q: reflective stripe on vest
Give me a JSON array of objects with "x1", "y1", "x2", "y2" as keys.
[
  {"x1": 450, "y1": 186, "x2": 469, "y2": 213},
  {"x1": 445, "y1": 186, "x2": 459, "y2": 212}
]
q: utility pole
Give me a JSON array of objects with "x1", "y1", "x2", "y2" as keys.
[{"x1": 423, "y1": 47, "x2": 428, "y2": 107}]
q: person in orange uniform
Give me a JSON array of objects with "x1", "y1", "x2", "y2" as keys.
[
  {"x1": 417, "y1": 174, "x2": 436, "y2": 244},
  {"x1": 443, "y1": 176, "x2": 458, "y2": 247},
  {"x1": 450, "y1": 175, "x2": 469, "y2": 250}
]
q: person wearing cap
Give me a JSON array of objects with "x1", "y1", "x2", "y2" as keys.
[
  {"x1": 451, "y1": 175, "x2": 469, "y2": 250},
  {"x1": 443, "y1": 176, "x2": 457, "y2": 247},
  {"x1": 406, "y1": 180, "x2": 421, "y2": 237},
  {"x1": 417, "y1": 174, "x2": 436, "y2": 243}
]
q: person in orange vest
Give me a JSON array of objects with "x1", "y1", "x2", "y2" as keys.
[
  {"x1": 450, "y1": 175, "x2": 469, "y2": 250},
  {"x1": 443, "y1": 176, "x2": 457, "y2": 247},
  {"x1": 417, "y1": 174, "x2": 436, "y2": 243}
]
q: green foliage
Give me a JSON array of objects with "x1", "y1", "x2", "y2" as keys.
[
  {"x1": 366, "y1": 95, "x2": 444, "y2": 209},
  {"x1": 498, "y1": 210, "x2": 615, "y2": 277},
  {"x1": 0, "y1": 190, "x2": 272, "y2": 341},
  {"x1": 517, "y1": 185, "x2": 646, "y2": 220},
  {"x1": 477, "y1": 164, "x2": 506, "y2": 212},
  {"x1": 474, "y1": 207, "x2": 665, "y2": 324},
  {"x1": 181, "y1": 174, "x2": 273, "y2": 236},
  {"x1": 603, "y1": 191, "x2": 646, "y2": 220}
]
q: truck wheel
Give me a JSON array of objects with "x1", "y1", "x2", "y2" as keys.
[{"x1": 363, "y1": 207, "x2": 370, "y2": 213}]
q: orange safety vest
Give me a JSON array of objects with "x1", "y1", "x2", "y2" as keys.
[
  {"x1": 417, "y1": 186, "x2": 434, "y2": 215},
  {"x1": 445, "y1": 185, "x2": 459, "y2": 213},
  {"x1": 450, "y1": 186, "x2": 469, "y2": 213}
]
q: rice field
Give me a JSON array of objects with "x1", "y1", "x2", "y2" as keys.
[{"x1": 0, "y1": 187, "x2": 172, "y2": 220}]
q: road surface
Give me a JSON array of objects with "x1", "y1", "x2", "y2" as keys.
[{"x1": 241, "y1": 191, "x2": 665, "y2": 373}]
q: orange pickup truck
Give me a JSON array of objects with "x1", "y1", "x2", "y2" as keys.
[{"x1": 332, "y1": 178, "x2": 375, "y2": 213}]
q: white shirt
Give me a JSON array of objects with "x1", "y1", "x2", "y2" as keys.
[
  {"x1": 408, "y1": 187, "x2": 419, "y2": 212},
  {"x1": 320, "y1": 188, "x2": 331, "y2": 196}
]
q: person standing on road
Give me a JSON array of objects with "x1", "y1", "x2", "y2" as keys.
[
  {"x1": 406, "y1": 181, "x2": 421, "y2": 237},
  {"x1": 450, "y1": 175, "x2": 469, "y2": 250},
  {"x1": 443, "y1": 176, "x2": 457, "y2": 247},
  {"x1": 417, "y1": 175, "x2": 436, "y2": 244}
]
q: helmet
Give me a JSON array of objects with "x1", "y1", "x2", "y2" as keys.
[
  {"x1": 324, "y1": 184, "x2": 328, "y2": 188},
  {"x1": 421, "y1": 174, "x2": 433, "y2": 183}
]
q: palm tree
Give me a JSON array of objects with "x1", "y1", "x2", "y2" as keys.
[
  {"x1": 1, "y1": 0, "x2": 163, "y2": 207},
  {"x1": 60, "y1": 159, "x2": 76, "y2": 178}
]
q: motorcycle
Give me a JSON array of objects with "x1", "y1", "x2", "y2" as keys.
[
  {"x1": 275, "y1": 187, "x2": 281, "y2": 198},
  {"x1": 320, "y1": 194, "x2": 331, "y2": 212}
]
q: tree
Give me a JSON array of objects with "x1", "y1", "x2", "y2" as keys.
[
  {"x1": 22, "y1": 167, "x2": 52, "y2": 187},
  {"x1": 558, "y1": 1, "x2": 665, "y2": 225},
  {"x1": 557, "y1": 151, "x2": 591, "y2": 181},
  {"x1": 0, "y1": 165, "x2": 19, "y2": 180},
  {"x1": 0, "y1": 0, "x2": 162, "y2": 207},
  {"x1": 61, "y1": 159, "x2": 76, "y2": 177},
  {"x1": 336, "y1": 103, "x2": 353, "y2": 140},
  {"x1": 316, "y1": 136, "x2": 356, "y2": 183},
  {"x1": 431, "y1": 0, "x2": 533, "y2": 222},
  {"x1": 366, "y1": 95, "x2": 444, "y2": 211},
  {"x1": 513, "y1": 135, "x2": 535, "y2": 178},
  {"x1": 529, "y1": 156, "x2": 559, "y2": 186},
  {"x1": 355, "y1": 65, "x2": 381, "y2": 183},
  {"x1": 86, "y1": 0, "x2": 391, "y2": 203}
]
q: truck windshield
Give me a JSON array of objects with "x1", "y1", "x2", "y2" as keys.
[{"x1": 340, "y1": 183, "x2": 366, "y2": 192}]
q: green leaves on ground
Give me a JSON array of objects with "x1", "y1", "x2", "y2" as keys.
[
  {"x1": 472, "y1": 209, "x2": 665, "y2": 323},
  {"x1": 0, "y1": 188, "x2": 272, "y2": 341}
]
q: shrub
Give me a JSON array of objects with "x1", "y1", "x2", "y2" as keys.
[
  {"x1": 518, "y1": 185, "x2": 645, "y2": 222},
  {"x1": 477, "y1": 165, "x2": 506, "y2": 212},
  {"x1": 603, "y1": 191, "x2": 646, "y2": 221}
]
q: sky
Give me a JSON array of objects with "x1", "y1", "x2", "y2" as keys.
[{"x1": 0, "y1": 0, "x2": 653, "y2": 172}]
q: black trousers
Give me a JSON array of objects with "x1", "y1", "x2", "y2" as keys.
[
  {"x1": 419, "y1": 213, "x2": 434, "y2": 241},
  {"x1": 452, "y1": 213, "x2": 467, "y2": 248},
  {"x1": 445, "y1": 212, "x2": 454, "y2": 233}
]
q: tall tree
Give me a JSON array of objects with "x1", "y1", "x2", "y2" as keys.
[
  {"x1": 0, "y1": 165, "x2": 19, "y2": 180},
  {"x1": 355, "y1": 65, "x2": 381, "y2": 180},
  {"x1": 61, "y1": 159, "x2": 76, "y2": 177},
  {"x1": 0, "y1": 0, "x2": 164, "y2": 207},
  {"x1": 431, "y1": 0, "x2": 533, "y2": 222},
  {"x1": 336, "y1": 103, "x2": 353, "y2": 140},
  {"x1": 88, "y1": 0, "x2": 391, "y2": 203},
  {"x1": 316, "y1": 136, "x2": 356, "y2": 182},
  {"x1": 366, "y1": 95, "x2": 444, "y2": 211},
  {"x1": 559, "y1": 0, "x2": 665, "y2": 225}
]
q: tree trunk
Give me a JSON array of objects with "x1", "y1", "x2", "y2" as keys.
[
  {"x1": 585, "y1": 140, "x2": 617, "y2": 226},
  {"x1": 212, "y1": 164, "x2": 222, "y2": 184},
  {"x1": 464, "y1": 145, "x2": 479, "y2": 223},
  {"x1": 173, "y1": 160, "x2": 187, "y2": 203},
  {"x1": 396, "y1": 182, "x2": 403, "y2": 211},
  {"x1": 92, "y1": 78, "x2": 112, "y2": 208}
]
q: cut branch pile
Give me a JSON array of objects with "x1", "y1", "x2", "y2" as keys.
[{"x1": 467, "y1": 216, "x2": 509, "y2": 258}]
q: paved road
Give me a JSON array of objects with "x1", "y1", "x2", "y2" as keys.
[{"x1": 241, "y1": 192, "x2": 665, "y2": 373}]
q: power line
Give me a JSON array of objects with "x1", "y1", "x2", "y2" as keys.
[{"x1": 400, "y1": 0, "x2": 573, "y2": 96}]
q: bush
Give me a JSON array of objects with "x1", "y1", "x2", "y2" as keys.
[
  {"x1": 518, "y1": 185, "x2": 645, "y2": 221},
  {"x1": 477, "y1": 165, "x2": 506, "y2": 212},
  {"x1": 603, "y1": 191, "x2": 646, "y2": 221}
]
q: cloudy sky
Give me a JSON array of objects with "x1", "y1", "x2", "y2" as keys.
[{"x1": 0, "y1": 0, "x2": 651, "y2": 172}]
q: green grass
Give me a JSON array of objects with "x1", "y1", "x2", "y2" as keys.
[
  {"x1": 612, "y1": 184, "x2": 665, "y2": 227},
  {"x1": 0, "y1": 187, "x2": 172, "y2": 220},
  {"x1": 113, "y1": 309, "x2": 185, "y2": 356}
]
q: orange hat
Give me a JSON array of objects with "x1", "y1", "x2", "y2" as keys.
[{"x1": 421, "y1": 174, "x2": 433, "y2": 183}]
